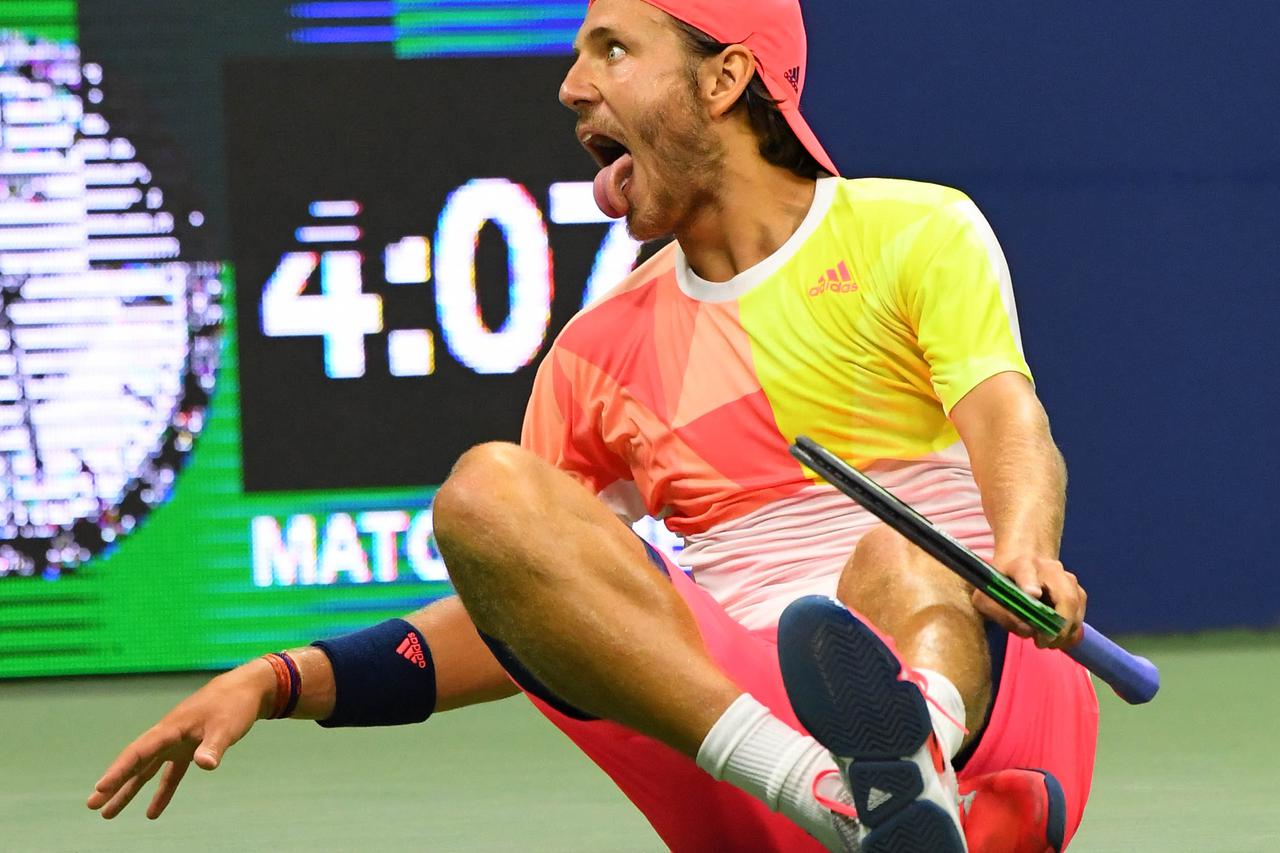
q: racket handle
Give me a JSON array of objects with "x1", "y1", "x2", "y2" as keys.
[{"x1": 1066, "y1": 623, "x2": 1160, "y2": 704}]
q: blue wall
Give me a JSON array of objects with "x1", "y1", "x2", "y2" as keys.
[{"x1": 802, "y1": 2, "x2": 1280, "y2": 633}]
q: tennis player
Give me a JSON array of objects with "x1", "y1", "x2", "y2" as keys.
[{"x1": 88, "y1": 1, "x2": 1099, "y2": 850}]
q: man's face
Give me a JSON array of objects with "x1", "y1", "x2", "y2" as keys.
[{"x1": 561, "y1": 0, "x2": 723, "y2": 240}]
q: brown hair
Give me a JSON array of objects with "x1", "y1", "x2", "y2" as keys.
[{"x1": 672, "y1": 19, "x2": 824, "y2": 179}]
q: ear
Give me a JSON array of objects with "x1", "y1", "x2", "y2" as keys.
[{"x1": 699, "y1": 44, "x2": 756, "y2": 119}]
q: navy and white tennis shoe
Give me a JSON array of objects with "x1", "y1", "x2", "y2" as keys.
[{"x1": 779, "y1": 595, "x2": 967, "y2": 853}]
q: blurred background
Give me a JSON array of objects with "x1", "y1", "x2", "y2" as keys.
[{"x1": 2, "y1": 1, "x2": 1277, "y2": 850}]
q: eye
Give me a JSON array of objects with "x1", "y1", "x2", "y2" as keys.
[{"x1": 606, "y1": 43, "x2": 627, "y2": 62}]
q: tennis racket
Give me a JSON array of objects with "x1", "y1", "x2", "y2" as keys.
[{"x1": 790, "y1": 435, "x2": 1160, "y2": 705}]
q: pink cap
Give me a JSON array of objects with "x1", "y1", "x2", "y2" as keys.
[{"x1": 625, "y1": 0, "x2": 839, "y2": 176}]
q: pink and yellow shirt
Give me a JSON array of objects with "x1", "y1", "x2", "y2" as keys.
[{"x1": 522, "y1": 177, "x2": 1031, "y2": 628}]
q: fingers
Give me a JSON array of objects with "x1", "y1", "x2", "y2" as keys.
[
  {"x1": 1001, "y1": 556, "x2": 1045, "y2": 599},
  {"x1": 88, "y1": 723, "x2": 234, "y2": 820},
  {"x1": 1038, "y1": 567, "x2": 1086, "y2": 648},
  {"x1": 983, "y1": 554, "x2": 1088, "y2": 650},
  {"x1": 88, "y1": 732, "x2": 169, "y2": 811},
  {"x1": 97, "y1": 756, "x2": 163, "y2": 819},
  {"x1": 971, "y1": 589, "x2": 1035, "y2": 638},
  {"x1": 146, "y1": 760, "x2": 191, "y2": 820},
  {"x1": 88, "y1": 670, "x2": 266, "y2": 821},
  {"x1": 90, "y1": 746, "x2": 146, "y2": 804}
]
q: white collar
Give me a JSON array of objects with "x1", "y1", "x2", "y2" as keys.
[{"x1": 674, "y1": 176, "x2": 838, "y2": 303}]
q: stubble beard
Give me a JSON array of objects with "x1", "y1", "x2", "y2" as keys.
[{"x1": 624, "y1": 81, "x2": 724, "y2": 242}]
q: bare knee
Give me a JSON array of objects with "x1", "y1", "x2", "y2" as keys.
[
  {"x1": 435, "y1": 442, "x2": 528, "y2": 522},
  {"x1": 432, "y1": 442, "x2": 538, "y2": 569},
  {"x1": 839, "y1": 524, "x2": 970, "y2": 611},
  {"x1": 840, "y1": 524, "x2": 991, "y2": 727},
  {"x1": 850, "y1": 524, "x2": 916, "y2": 573}
]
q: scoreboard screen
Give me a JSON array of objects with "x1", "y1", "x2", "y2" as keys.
[
  {"x1": 0, "y1": 1, "x2": 677, "y2": 678},
  {"x1": 227, "y1": 57, "x2": 641, "y2": 492}
]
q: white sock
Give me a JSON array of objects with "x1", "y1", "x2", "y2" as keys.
[
  {"x1": 696, "y1": 693, "x2": 842, "y2": 848},
  {"x1": 913, "y1": 668, "x2": 967, "y2": 761}
]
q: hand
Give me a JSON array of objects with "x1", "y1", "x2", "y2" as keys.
[
  {"x1": 86, "y1": 660, "x2": 275, "y2": 819},
  {"x1": 971, "y1": 553, "x2": 1087, "y2": 650}
]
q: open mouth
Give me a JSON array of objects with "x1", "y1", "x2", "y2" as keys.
[
  {"x1": 580, "y1": 129, "x2": 636, "y2": 219},
  {"x1": 581, "y1": 132, "x2": 631, "y2": 168}
]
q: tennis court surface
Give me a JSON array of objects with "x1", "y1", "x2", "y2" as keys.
[{"x1": 9, "y1": 630, "x2": 1278, "y2": 851}]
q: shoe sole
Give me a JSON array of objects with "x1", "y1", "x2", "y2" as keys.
[{"x1": 779, "y1": 596, "x2": 966, "y2": 853}]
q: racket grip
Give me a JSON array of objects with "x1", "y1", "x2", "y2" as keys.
[{"x1": 1066, "y1": 623, "x2": 1160, "y2": 704}]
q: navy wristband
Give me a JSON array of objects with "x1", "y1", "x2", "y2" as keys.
[{"x1": 312, "y1": 618, "x2": 437, "y2": 727}]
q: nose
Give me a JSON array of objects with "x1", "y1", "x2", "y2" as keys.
[{"x1": 559, "y1": 54, "x2": 598, "y2": 110}]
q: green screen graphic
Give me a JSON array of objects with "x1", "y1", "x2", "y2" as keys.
[
  {"x1": 0, "y1": 4, "x2": 680, "y2": 679},
  {"x1": 0, "y1": 0, "x2": 76, "y2": 42},
  {"x1": 0, "y1": 269, "x2": 452, "y2": 678}
]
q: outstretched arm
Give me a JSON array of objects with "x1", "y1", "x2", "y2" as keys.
[
  {"x1": 949, "y1": 371, "x2": 1086, "y2": 649},
  {"x1": 86, "y1": 596, "x2": 516, "y2": 820}
]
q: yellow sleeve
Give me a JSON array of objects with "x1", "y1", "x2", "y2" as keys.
[{"x1": 900, "y1": 194, "x2": 1034, "y2": 414}]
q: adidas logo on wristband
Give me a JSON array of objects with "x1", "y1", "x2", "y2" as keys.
[{"x1": 396, "y1": 632, "x2": 428, "y2": 668}]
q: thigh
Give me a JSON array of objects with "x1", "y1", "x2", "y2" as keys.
[{"x1": 524, "y1": 545, "x2": 825, "y2": 853}]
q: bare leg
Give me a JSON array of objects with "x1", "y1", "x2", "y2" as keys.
[
  {"x1": 835, "y1": 525, "x2": 992, "y2": 745},
  {"x1": 432, "y1": 442, "x2": 741, "y2": 757}
]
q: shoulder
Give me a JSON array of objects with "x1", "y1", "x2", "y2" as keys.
[
  {"x1": 552, "y1": 241, "x2": 679, "y2": 357},
  {"x1": 833, "y1": 176, "x2": 971, "y2": 210},
  {"x1": 828, "y1": 177, "x2": 994, "y2": 257}
]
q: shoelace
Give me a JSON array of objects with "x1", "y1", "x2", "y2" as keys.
[
  {"x1": 901, "y1": 666, "x2": 969, "y2": 737},
  {"x1": 811, "y1": 768, "x2": 860, "y2": 819},
  {"x1": 810, "y1": 666, "x2": 969, "y2": 820}
]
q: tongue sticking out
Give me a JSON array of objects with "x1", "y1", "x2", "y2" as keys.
[{"x1": 592, "y1": 152, "x2": 633, "y2": 219}]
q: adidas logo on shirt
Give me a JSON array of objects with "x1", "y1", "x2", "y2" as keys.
[
  {"x1": 808, "y1": 260, "x2": 859, "y2": 296},
  {"x1": 396, "y1": 632, "x2": 428, "y2": 668}
]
